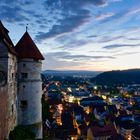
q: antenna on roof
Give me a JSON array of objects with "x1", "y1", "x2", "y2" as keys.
[{"x1": 26, "y1": 24, "x2": 28, "y2": 32}]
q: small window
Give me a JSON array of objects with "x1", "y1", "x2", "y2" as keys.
[
  {"x1": 20, "y1": 100, "x2": 27, "y2": 108},
  {"x1": 11, "y1": 104, "x2": 14, "y2": 113},
  {"x1": 23, "y1": 64, "x2": 26, "y2": 67},
  {"x1": 12, "y1": 73, "x2": 14, "y2": 80},
  {"x1": 0, "y1": 71, "x2": 7, "y2": 86},
  {"x1": 21, "y1": 73, "x2": 28, "y2": 79}
]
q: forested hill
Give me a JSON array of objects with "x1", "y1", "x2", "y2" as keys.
[{"x1": 91, "y1": 69, "x2": 140, "y2": 85}]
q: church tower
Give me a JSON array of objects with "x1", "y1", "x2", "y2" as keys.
[{"x1": 15, "y1": 31, "x2": 44, "y2": 139}]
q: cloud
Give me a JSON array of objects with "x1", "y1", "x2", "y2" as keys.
[
  {"x1": 127, "y1": 37, "x2": 140, "y2": 41},
  {"x1": 0, "y1": 0, "x2": 108, "y2": 44},
  {"x1": 62, "y1": 54, "x2": 115, "y2": 60},
  {"x1": 90, "y1": 50, "x2": 117, "y2": 53},
  {"x1": 35, "y1": 13, "x2": 91, "y2": 42},
  {"x1": 58, "y1": 39, "x2": 91, "y2": 50},
  {"x1": 126, "y1": 8, "x2": 140, "y2": 16},
  {"x1": 42, "y1": 52, "x2": 82, "y2": 70},
  {"x1": 98, "y1": 7, "x2": 140, "y2": 26},
  {"x1": 42, "y1": 51, "x2": 115, "y2": 70},
  {"x1": 103, "y1": 43, "x2": 140, "y2": 49},
  {"x1": 98, "y1": 35, "x2": 124, "y2": 43},
  {"x1": 35, "y1": 0, "x2": 108, "y2": 42},
  {"x1": 0, "y1": 5, "x2": 29, "y2": 22},
  {"x1": 98, "y1": 10, "x2": 127, "y2": 25},
  {"x1": 0, "y1": 1, "x2": 36, "y2": 23},
  {"x1": 0, "y1": 1, "x2": 47, "y2": 29},
  {"x1": 43, "y1": 51, "x2": 115, "y2": 63},
  {"x1": 22, "y1": 1, "x2": 34, "y2": 5},
  {"x1": 87, "y1": 35, "x2": 98, "y2": 38},
  {"x1": 114, "y1": 52, "x2": 140, "y2": 56},
  {"x1": 91, "y1": 0, "x2": 107, "y2": 6},
  {"x1": 43, "y1": 0, "x2": 107, "y2": 9},
  {"x1": 1, "y1": 0, "x2": 33, "y2": 5},
  {"x1": 96, "y1": 13, "x2": 114, "y2": 20},
  {"x1": 111, "y1": 0, "x2": 122, "y2": 2}
]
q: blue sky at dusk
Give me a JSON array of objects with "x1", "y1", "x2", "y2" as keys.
[{"x1": 1, "y1": 0, "x2": 140, "y2": 71}]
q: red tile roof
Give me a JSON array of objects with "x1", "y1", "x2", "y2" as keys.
[
  {"x1": 15, "y1": 31, "x2": 44, "y2": 60},
  {"x1": 0, "y1": 21, "x2": 16, "y2": 55}
]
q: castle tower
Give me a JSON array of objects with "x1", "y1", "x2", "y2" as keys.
[
  {"x1": 0, "y1": 21, "x2": 17, "y2": 139},
  {"x1": 15, "y1": 31, "x2": 44, "y2": 139}
]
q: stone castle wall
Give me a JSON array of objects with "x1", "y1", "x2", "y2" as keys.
[
  {"x1": 0, "y1": 41, "x2": 17, "y2": 139},
  {"x1": 17, "y1": 59, "x2": 42, "y2": 138}
]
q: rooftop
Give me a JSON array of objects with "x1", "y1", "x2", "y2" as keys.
[
  {"x1": 15, "y1": 31, "x2": 44, "y2": 60},
  {"x1": 0, "y1": 21, "x2": 16, "y2": 55}
]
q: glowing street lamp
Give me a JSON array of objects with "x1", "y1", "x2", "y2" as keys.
[{"x1": 94, "y1": 86, "x2": 97, "y2": 90}]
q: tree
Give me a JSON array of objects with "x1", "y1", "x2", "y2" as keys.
[{"x1": 9, "y1": 126, "x2": 35, "y2": 140}]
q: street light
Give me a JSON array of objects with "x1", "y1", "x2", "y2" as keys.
[{"x1": 94, "y1": 86, "x2": 97, "y2": 90}]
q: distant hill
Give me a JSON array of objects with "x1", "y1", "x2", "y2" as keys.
[
  {"x1": 42, "y1": 70, "x2": 101, "y2": 78},
  {"x1": 92, "y1": 69, "x2": 140, "y2": 85}
]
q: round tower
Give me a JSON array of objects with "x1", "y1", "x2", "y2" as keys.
[{"x1": 15, "y1": 31, "x2": 44, "y2": 139}]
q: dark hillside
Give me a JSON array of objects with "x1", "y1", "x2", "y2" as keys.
[{"x1": 91, "y1": 69, "x2": 140, "y2": 85}]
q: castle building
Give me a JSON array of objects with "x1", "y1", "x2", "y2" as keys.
[
  {"x1": 0, "y1": 21, "x2": 44, "y2": 139},
  {"x1": 0, "y1": 21, "x2": 17, "y2": 140}
]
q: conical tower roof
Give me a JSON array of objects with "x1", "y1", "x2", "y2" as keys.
[{"x1": 15, "y1": 31, "x2": 44, "y2": 60}]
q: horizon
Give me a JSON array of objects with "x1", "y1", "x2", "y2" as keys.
[
  {"x1": 43, "y1": 69, "x2": 103, "y2": 72},
  {"x1": 1, "y1": 0, "x2": 140, "y2": 71},
  {"x1": 43, "y1": 68, "x2": 140, "y2": 72}
]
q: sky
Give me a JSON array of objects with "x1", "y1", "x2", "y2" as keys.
[{"x1": 1, "y1": 0, "x2": 140, "y2": 71}]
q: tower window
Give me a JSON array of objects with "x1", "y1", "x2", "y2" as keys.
[
  {"x1": 11, "y1": 104, "x2": 14, "y2": 113},
  {"x1": 12, "y1": 73, "x2": 14, "y2": 80},
  {"x1": 23, "y1": 63, "x2": 26, "y2": 67},
  {"x1": 20, "y1": 100, "x2": 27, "y2": 108},
  {"x1": 21, "y1": 73, "x2": 28, "y2": 79}
]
